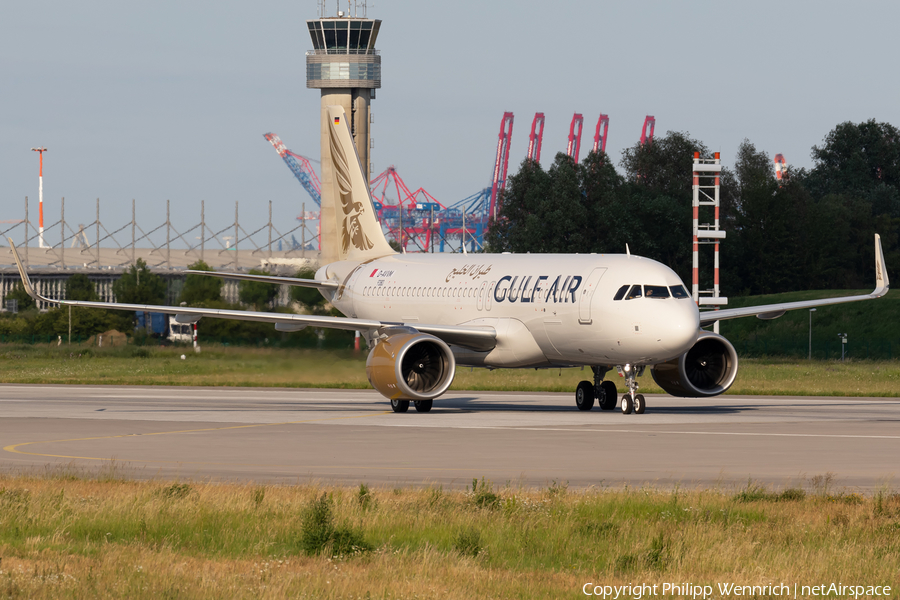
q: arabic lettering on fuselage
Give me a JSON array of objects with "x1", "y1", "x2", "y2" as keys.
[
  {"x1": 445, "y1": 264, "x2": 492, "y2": 283},
  {"x1": 493, "y1": 275, "x2": 582, "y2": 304}
]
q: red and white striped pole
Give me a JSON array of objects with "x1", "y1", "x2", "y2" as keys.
[
  {"x1": 691, "y1": 152, "x2": 700, "y2": 303},
  {"x1": 31, "y1": 147, "x2": 47, "y2": 248},
  {"x1": 713, "y1": 151, "x2": 721, "y2": 304}
]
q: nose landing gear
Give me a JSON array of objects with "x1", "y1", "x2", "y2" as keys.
[{"x1": 618, "y1": 364, "x2": 646, "y2": 414}]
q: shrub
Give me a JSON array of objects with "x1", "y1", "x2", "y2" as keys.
[
  {"x1": 734, "y1": 480, "x2": 805, "y2": 503},
  {"x1": 471, "y1": 477, "x2": 500, "y2": 509},
  {"x1": 160, "y1": 483, "x2": 192, "y2": 500},
  {"x1": 355, "y1": 483, "x2": 374, "y2": 510},
  {"x1": 252, "y1": 486, "x2": 265, "y2": 508},
  {"x1": 453, "y1": 527, "x2": 482, "y2": 558},
  {"x1": 299, "y1": 493, "x2": 371, "y2": 557}
]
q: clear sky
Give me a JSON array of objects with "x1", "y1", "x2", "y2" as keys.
[{"x1": 3, "y1": 1, "x2": 898, "y2": 249}]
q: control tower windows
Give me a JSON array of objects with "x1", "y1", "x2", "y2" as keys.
[{"x1": 308, "y1": 20, "x2": 380, "y2": 52}]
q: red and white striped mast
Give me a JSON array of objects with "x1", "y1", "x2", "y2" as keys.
[
  {"x1": 692, "y1": 151, "x2": 727, "y2": 333},
  {"x1": 31, "y1": 147, "x2": 48, "y2": 248}
]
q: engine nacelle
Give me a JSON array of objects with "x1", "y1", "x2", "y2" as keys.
[
  {"x1": 366, "y1": 330, "x2": 456, "y2": 401},
  {"x1": 650, "y1": 331, "x2": 739, "y2": 398}
]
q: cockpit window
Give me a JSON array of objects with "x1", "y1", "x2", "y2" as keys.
[
  {"x1": 669, "y1": 285, "x2": 690, "y2": 299},
  {"x1": 625, "y1": 285, "x2": 643, "y2": 300},
  {"x1": 613, "y1": 285, "x2": 629, "y2": 301},
  {"x1": 644, "y1": 285, "x2": 670, "y2": 299}
]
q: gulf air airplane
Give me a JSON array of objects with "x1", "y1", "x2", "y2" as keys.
[{"x1": 9, "y1": 106, "x2": 890, "y2": 414}]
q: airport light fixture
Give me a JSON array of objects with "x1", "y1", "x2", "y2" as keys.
[
  {"x1": 808, "y1": 308, "x2": 816, "y2": 360},
  {"x1": 838, "y1": 333, "x2": 848, "y2": 361},
  {"x1": 31, "y1": 147, "x2": 47, "y2": 248}
]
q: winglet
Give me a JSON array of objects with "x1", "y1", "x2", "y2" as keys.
[
  {"x1": 7, "y1": 238, "x2": 44, "y2": 303},
  {"x1": 874, "y1": 233, "x2": 889, "y2": 297}
]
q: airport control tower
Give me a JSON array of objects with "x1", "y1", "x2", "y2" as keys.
[{"x1": 306, "y1": 7, "x2": 381, "y2": 183}]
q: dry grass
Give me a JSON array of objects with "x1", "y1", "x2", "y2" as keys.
[{"x1": 1, "y1": 470, "x2": 899, "y2": 599}]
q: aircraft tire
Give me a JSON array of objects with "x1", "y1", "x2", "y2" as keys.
[
  {"x1": 414, "y1": 400, "x2": 433, "y2": 413},
  {"x1": 621, "y1": 394, "x2": 634, "y2": 415},
  {"x1": 599, "y1": 381, "x2": 618, "y2": 411},
  {"x1": 575, "y1": 381, "x2": 595, "y2": 411},
  {"x1": 391, "y1": 399, "x2": 410, "y2": 413},
  {"x1": 634, "y1": 394, "x2": 646, "y2": 414}
]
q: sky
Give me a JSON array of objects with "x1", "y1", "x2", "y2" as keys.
[{"x1": 3, "y1": 0, "x2": 899, "y2": 250}]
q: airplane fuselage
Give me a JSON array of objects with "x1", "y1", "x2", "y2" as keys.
[{"x1": 324, "y1": 253, "x2": 700, "y2": 368}]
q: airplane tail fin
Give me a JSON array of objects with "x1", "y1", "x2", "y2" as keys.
[{"x1": 320, "y1": 105, "x2": 394, "y2": 264}]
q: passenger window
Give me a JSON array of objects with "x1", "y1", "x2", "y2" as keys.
[
  {"x1": 613, "y1": 285, "x2": 629, "y2": 301},
  {"x1": 625, "y1": 285, "x2": 643, "y2": 300},
  {"x1": 670, "y1": 285, "x2": 690, "y2": 299},
  {"x1": 645, "y1": 285, "x2": 670, "y2": 299}
]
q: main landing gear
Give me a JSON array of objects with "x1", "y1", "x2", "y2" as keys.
[
  {"x1": 390, "y1": 399, "x2": 434, "y2": 413},
  {"x1": 574, "y1": 365, "x2": 646, "y2": 414}
]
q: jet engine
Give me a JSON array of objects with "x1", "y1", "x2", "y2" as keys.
[
  {"x1": 650, "y1": 331, "x2": 739, "y2": 397},
  {"x1": 366, "y1": 330, "x2": 456, "y2": 400}
]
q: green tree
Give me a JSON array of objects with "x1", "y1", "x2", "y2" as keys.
[
  {"x1": 110, "y1": 259, "x2": 166, "y2": 333},
  {"x1": 487, "y1": 153, "x2": 606, "y2": 254},
  {"x1": 61, "y1": 273, "x2": 114, "y2": 338},
  {"x1": 5, "y1": 282, "x2": 35, "y2": 312},
  {"x1": 291, "y1": 268, "x2": 327, "y2": 311},
  {"x1": 239, "y1": 269, "x2": 278, "y2": 311},
  {"x1": 113, "y1": 259, "x2": 166, "y2": 305},
  {"x1": 485, "y1": 157, "x2": 552, "y2": 253},
  {"x1": 808, "y1": 119, "x2": 900, "y2": 197},
  {"x1": 65, "y1": 273, "x2": 98, "y2": 301},
  {"x1": 179, "y1": 260, "x2": 222, "y2": 306},
  {"x1": 620, "y1": 131, "x2": 711, "y2": 199}
]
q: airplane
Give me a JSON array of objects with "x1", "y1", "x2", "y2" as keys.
[{"x1": 8, "y1": 105, "x2": 890, "y2": 415}]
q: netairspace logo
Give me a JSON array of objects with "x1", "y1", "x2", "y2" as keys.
[{"x1": 581, "y1": 582, "x2": 893, "y2": 599}]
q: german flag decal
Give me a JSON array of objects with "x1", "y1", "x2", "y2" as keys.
[{"x1": 333, "y1": 117, "x2": 340, "y2": 124}]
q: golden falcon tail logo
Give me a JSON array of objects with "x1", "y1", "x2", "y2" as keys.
[{"x1": 329, "y1": 119, "x2": 374, "y2": 254}]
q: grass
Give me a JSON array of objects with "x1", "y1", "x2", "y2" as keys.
[
  {"x1": 2, "y1": 343, "x2": 900, "y2": 397},
  {"x1": 719, "y1": 288, "x2": 900, "y2": 359},
  {"x1": 0, "y1": 470, "x2": 898, "y2": 599}
]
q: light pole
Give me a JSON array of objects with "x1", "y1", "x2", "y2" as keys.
[
  {"x1": 838, "y1": 333, "x2": 848, "y2": 361},
  {"x1": 31, "y1": 147, "x2": 47, "y2": 248},
  {"x1": 808, "y1": 308, "x2": 816, "y2": 360}
]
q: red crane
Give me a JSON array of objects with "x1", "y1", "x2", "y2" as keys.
[
  {"x1": 489, "y1": 112, "x2": 514, "y2": 221},
  {"x1": 566, "y1": 113, "x2": 584, "y2": 162},
  {"x1": 774, "y1": 154, "x2": 786, "y2": 184},
  {"x1": 640, "y1": 115, "x2": 656, "y2": 145},
  {"x1": 526, "y1": 112, "x2": 545, "y2": 163},
  {"x1": 592, "y1": 114, "x2": 609, "y2": 154},
  {"x1": 370, "y1": 166, "x2": 446, "y2": 251}
]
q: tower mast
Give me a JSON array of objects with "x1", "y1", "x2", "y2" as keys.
[{"x1": 31, "y1": 147, "x2": 48, "y2": 248}]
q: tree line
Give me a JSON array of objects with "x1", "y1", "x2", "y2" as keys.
[{"x1": 485, "y1": 119, "x2": 900, "y2": 296}]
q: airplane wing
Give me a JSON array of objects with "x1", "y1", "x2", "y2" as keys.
[
  {"x1": 8, "y1": 239, "x2": 496, "y2": 352},
  {"x1": 184, "y1": 270, "x2": 339, "y2": 290},
  {"x1": 699, "y1": 233, "x2": 889, "y2": 326}
]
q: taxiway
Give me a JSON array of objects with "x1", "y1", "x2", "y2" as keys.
[{"x1": 1, "y1": 385, "x2": 898, "y2": 491}]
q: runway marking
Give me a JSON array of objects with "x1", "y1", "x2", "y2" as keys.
[{"x1": 2, "y1": 411, "x2": 391, "y2": 462}]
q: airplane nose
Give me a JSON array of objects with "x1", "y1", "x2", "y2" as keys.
[{"x1": 657, "y1": 302, "x2": 700, "y2": 356}]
